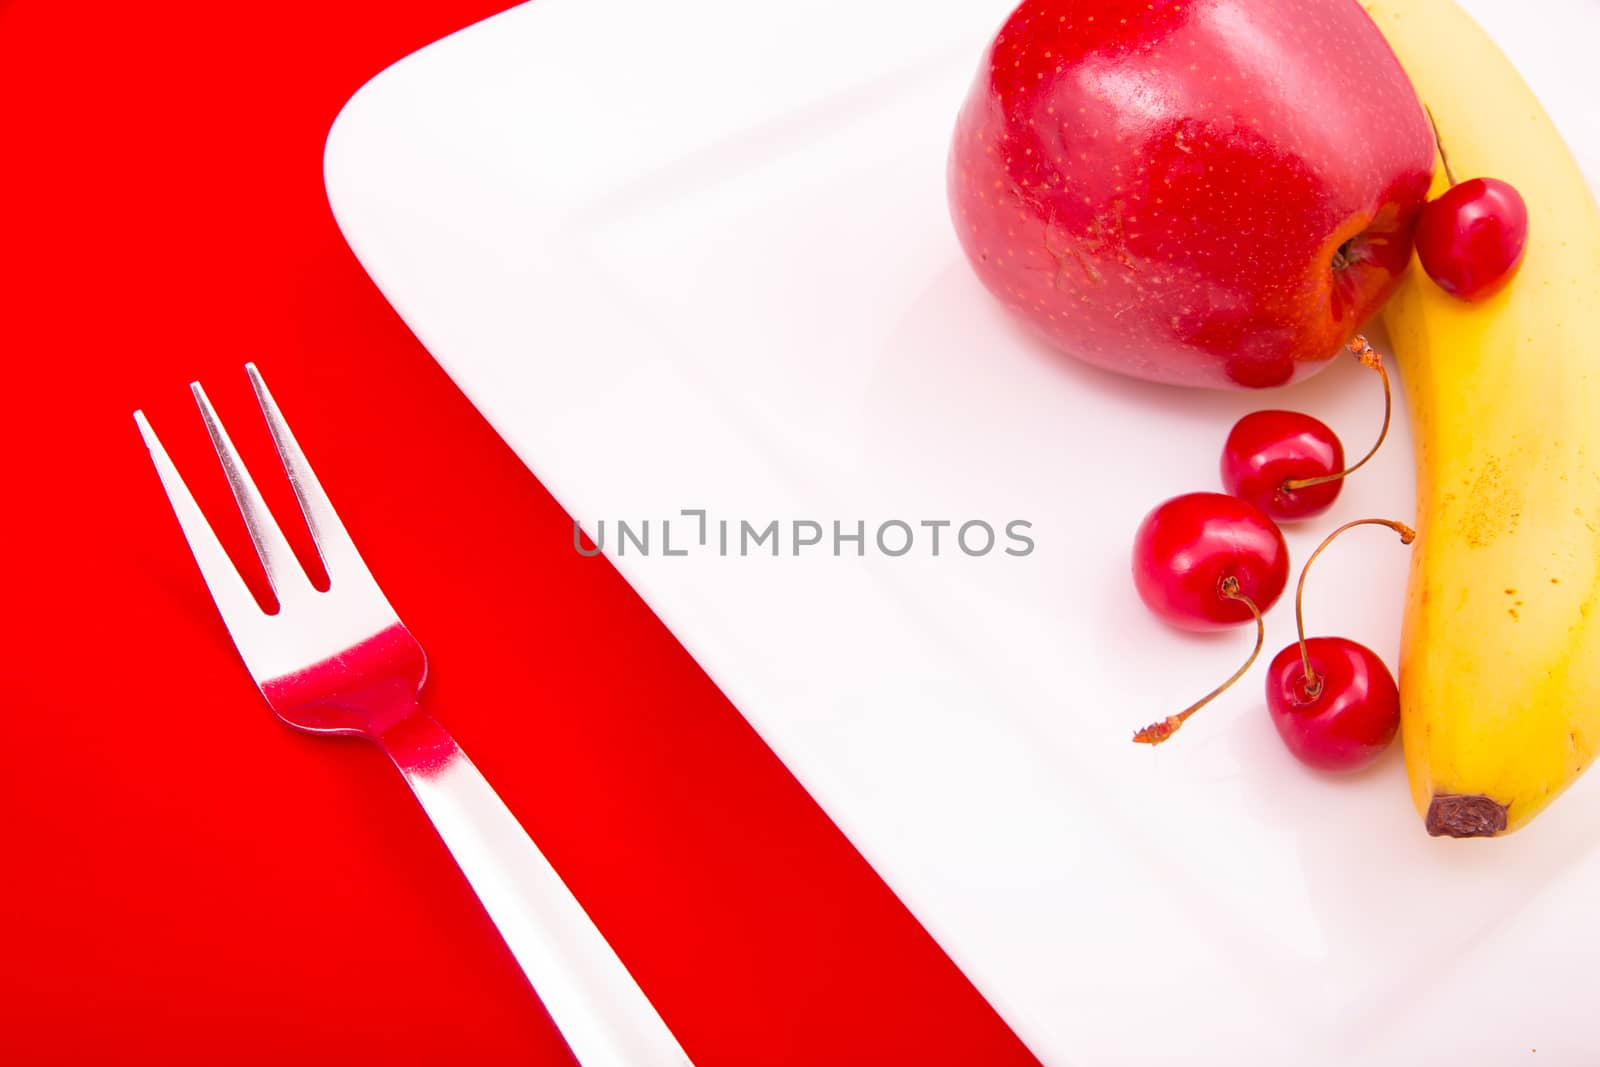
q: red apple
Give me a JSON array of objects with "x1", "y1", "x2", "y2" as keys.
[{"x1": 948, "y1": 0, "x2": 1435, "y2": 388}]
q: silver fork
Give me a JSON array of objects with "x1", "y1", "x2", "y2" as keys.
[{"x1": 135, "y1": 365, "x2": 692, "y2": 1067}]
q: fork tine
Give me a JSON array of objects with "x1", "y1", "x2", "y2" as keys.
[
  {"x1": 134, "y1": 410, "x2": 269, "y2": 631},
  {"x1": 245, "y1": 363, "x2": 378, "y2": 592},
  {"x1": 191, "y1": 381, "x2": 316, "y2": 604}
]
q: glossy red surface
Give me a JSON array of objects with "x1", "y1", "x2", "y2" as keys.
[
  {"x1": 261, "y1": 623, "x2": 427, "y2": 738},
  {"x1": 1131, "y1": 493, "x2": 1290, "y2": 631},
  {"x1": 1416, "y1": 177, "x2": 1530, "y2": 301},
  {"x1": 1265, "y1": 637, "x2": 1400, "y2": 773},
  {"x1": 0, "y1": 3, "x2": 1039, "y2": 1064},
  {"x1": 947, "y1": 0, "x2": 1435, "y2": 388},
  {"x1": 1220, "y1": 409, "x2": 1344, "y2": 521}
]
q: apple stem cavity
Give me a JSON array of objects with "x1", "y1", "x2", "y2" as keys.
[
  {"x1": 1425, "y1": 105, "x2": 1459, "y2": 187},
  {"x1": 1282, "y1": 335, "x2": 1392, "y2": 493},
  {"x1": 1292, "y1": 518, "x2": 1417, "y2": 692},
  {"x1": 1134, "y1": 577, "x2": 1265, "y2": 746}
]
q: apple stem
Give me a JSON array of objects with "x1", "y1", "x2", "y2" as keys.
[
  {"x1": 1425, "y1": 105, "x2": 1459, "y2": 187},
  {"x1": 1282, "y1": 335, "x2": 1391, "y2": 493},
  {"x1": 1133, "y1": 577, "x2": 1263, "y2": 746},
  {"x1": 1294, "y1": 518, "x2": 1417, "y2": 692}
]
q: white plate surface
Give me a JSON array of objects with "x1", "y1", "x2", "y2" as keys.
[{"x1": 325, "y1": 2, "x2": 1600, "y2": 1062}]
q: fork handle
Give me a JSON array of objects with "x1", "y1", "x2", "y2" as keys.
[{"x1": 380, "y1": 714, "x2": 692, "y2": 1067}]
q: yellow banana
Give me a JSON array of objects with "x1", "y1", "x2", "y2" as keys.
[{"x1": 1361, "y1": 0, "x2": 1600, "y2": 835}]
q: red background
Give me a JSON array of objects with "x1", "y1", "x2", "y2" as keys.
[{"x1": 0, "y1": 2, "x2": 1038, "y2": 1064}]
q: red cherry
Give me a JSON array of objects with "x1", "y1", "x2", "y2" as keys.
[
  {"x1": 1131, "y1": 492, "x2": 1289, "y2": 632},
  {"x1": 1415, "y1": 177, "x2": 1529, "y2": 302},
  {"x1": 1221, "y1": 411, "x2": 1344, "y2": 521},
  {"x1": 1265, "y1": 637, "x2": 1399, "y2": 772},
  {"x1": 1220, "y1": 336, "x2": 1394, "y2": 522},
  {"x1": 1263, "y1": 517, "x2": 1415, "y2": 771},
  {"x1": 1130, "y1": 494, "x2": 1292, "y2": 746}
]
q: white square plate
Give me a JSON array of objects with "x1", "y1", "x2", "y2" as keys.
[{"x1": 325, "y1": 2, "x2": 1600, "y2": 1062}]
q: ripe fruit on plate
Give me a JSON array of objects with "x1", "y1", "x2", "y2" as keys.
[
  {"x1": 1363, "y1": 0, "x2": 1600, "y2": 836},
  {"x1": 1415, "y1": 176, "x2": 1529, "y2": 301},
  {"x1": 1265, "y1": 519, "x2": 1414, "y2": 773},
  {"x1": 1131, "y1": 493, "x2": 1289, "y2": 633},
  {"x1": 948, "y1": 0, "x2": 1436, "y2": 388},
  {"x1": 1221, "y1": 410, "x2": 1345, "y2": 521},
  {"x1": 1220, "y1": 336, "x2": 1395, "y2": 522},
  {"x1": 1267, "y1": 639, "x2": 1399, "y2": 772},
  {"x1": 1130, "y1": 493, "x2": 1289, "y2": 744}
]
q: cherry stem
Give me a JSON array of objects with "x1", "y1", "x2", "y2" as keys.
[
  {"x1": 1282, "y1": 335, "x2": 1391, "y2": 493},
  {"x1": 1133, "y1": 577, "x2": 1264, "y2": 746},
  {"x1": 1294, "y1": 518, "x2": 1417, "y2": 692},
  {"x1": 1425, "y1": 105, "x2": 1458, "y2": 187}
]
